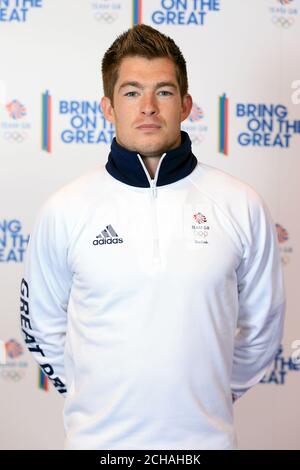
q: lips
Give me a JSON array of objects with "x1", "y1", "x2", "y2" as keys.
[{"x1": 136, "y1": 123, "x2": 161, "y2": 130}]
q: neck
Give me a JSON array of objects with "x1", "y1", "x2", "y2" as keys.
[
  {"x1": 105, "y1": 130, "x2": 197, "y2": 188},
  {"x1": 135, "y1": 134, "x2": 183, "y2": 179},
  {"x1": 139, "y1": 155, "x2": 161, "y2": 179}
]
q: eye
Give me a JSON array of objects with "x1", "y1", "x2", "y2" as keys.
[
  {"x1": 158, "y1": 90, "x2": 173, "y2": 96},
  {"x1": 124, "y1": 91, "x2": 139, "y2": 97}
]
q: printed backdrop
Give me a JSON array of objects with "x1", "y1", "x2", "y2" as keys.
[{"x1": 0, "y1": 0, "x2": 299, "y2": 449}]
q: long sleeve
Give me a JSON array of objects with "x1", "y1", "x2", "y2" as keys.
[
  {"x1": 20, "y1": 196, "x2": 72, "y2": 396},
  {"x1": 231, "y1": 192, "x2": 286, "y2": 401}
]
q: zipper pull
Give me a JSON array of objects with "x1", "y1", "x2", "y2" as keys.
[{"x1": 150, "y1": 179, "x2": 157, "y2": 198}]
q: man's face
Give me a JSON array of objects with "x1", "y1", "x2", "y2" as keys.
[{"x1": 101, "y1": 56, "x2": 193, "y2": 157}]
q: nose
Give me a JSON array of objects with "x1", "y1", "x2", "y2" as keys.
[{"x1": 141, "y1": 92, "x2": 158, "y2": 116}]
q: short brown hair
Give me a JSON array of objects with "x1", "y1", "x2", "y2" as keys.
[{"x1": 101, "y1": 24, "x2": 188, "y2": 104}]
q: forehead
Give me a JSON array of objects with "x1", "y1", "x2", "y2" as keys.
[{"x1": 115, "y1": 56, "x2": 178, "y2": 85}]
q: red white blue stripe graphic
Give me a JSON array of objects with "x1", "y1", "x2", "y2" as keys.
[
  {"x1": 42, "y1": 90, "x2": 52, "y2": 153},
  {"x1": 133, "y1": 0, "x2": 142, "y2": 25},
  {"x1": 219, "y1": 93, "x2": 229, "y2": 156},
  {"x1": 38, "y1": 368, "x2": 49, "y2": 391}
]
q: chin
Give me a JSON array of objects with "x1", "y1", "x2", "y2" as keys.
[
  {"x1": 134, "y1": 138, "x2": 169, "y2": 156},
  {"x1": 136, "y1": 144, "x2": 166, "y2": 157}
]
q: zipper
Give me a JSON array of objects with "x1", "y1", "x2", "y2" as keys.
[{"x1": 137, "y1": 152, "x2": 167, "y2": 266}]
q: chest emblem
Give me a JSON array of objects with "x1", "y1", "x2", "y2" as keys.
[{"x1": 192, "y1": 212, "x2": 210, "y2": 244}]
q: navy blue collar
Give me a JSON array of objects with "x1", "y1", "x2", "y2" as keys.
[{"x1": 105, "y1": 131, "x2": 198, "y2": 188}]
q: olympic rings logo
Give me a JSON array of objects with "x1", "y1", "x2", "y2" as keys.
[
  {"x1": 3, "y1": 131, "x2": 27, "y2": 143},
  {"x1": 0, "y1": 369, "x2": 26, "y2": 381},
  {"x1": 194, "y1": 230, "x2": 209, "y2": 238},
  {"x1": 272, "y1": 15, "x2": 295, "y2": 28},
  {"x1": 94, "y1": 12, "x2": 118, "y2": 23}
]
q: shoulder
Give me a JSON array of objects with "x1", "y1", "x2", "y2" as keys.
[
  {"x1": 32, "y1": 166, "x2": 108, "y2": 239},
  {"x1": 194, "y1": 161, "x2": 261, "y2": 200},
  {"x1": 47, "y1": 165, "x2": 106, "y2": 206},
  {"x1": 38, "y1": 165, "x2": 107, "y2": 216},
  {"x1": 191, "y1": 161, "x2": 266, "y2": 215},
  {"x1": 189, "y1": 161, "x2": 276, "y2": 248}
]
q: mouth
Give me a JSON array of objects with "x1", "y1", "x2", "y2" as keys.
[{"x1": 136, "y1": 124, "x2": 161, "y2": 131}]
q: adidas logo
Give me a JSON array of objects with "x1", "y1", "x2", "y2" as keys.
[{"x1": 93, "y1": 224, "x2": 123, "y2": 245}]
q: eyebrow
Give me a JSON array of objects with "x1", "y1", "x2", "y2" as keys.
[{"x1": 118, "y1": 81, "x2": 178, "y2": 92}]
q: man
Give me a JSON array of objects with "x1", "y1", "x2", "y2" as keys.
[{"x1": 20, "y1": 24, "x2": 285, "y2": 450}]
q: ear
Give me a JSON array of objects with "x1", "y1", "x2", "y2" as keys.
[
  {"x1": 101, "y1": 96, "x2": 115, "y2": 124},
  {"x1": 180, "y1": 94, "x2": 193, "y2": 122}
]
